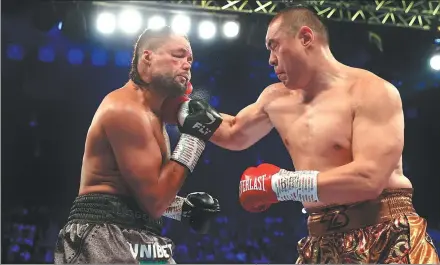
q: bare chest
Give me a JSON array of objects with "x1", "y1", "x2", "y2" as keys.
[{"x1": 265, "y1": 92, "x2": 353, "y2": 169}]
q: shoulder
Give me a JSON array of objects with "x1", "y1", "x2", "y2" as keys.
[
  {"x1": 350, "y1": 69, "x2": 402, "y2": 108},
  {"x1": 100, "y1": 90, "x2": 153, "y2": 135},
  {"x1": 257, "y1": 82, "x2": 288, "y2": 104}
]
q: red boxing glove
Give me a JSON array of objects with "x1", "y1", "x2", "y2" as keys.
[
  {"x1": 239, "y1": 163, "x2": 280, "y2": 213},
  {"x1": 239, "y1": 163, "x2": 320, "y2": 213},
  {"x1": 161, "y1": 82, "x2": 193, "y2": 124},
  {"x1": 185, "y1": 81, "x2": 193, "y2": 95}
]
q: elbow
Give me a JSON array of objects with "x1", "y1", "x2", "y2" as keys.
[
  {"x1": 362, "y1": 178, "x2": 385, "y2": 200},
  {"x1": 143, "y1": 202, "x2": 167, "y2": 219},
  {"x1": 221, "y1": 132, "x2": 253, "y2": 151},
  {"x1": 212, "y1": 135, "x2": 250, "y2": 151},
  {"x1": 139, "y1": 196, "x2": 169, "y2": 219},
  {"x1": 358, "y1": 167, "x2": 387, "y2": 200}
]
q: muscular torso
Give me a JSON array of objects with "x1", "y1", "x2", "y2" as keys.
[
  {"x1": 263, "y1": 70, "x2": 411, "y2": 208},
  {"x1": 79, "y1": 87, "x2": 170, "y2": 196}
]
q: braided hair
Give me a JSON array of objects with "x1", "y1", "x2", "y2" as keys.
[{"x1": 129, "y1": 26, "x2": 189, "y2": 87}]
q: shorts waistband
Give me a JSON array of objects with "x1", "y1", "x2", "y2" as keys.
[
  {"x1": 307, "y1": 188, "x2": 416, "y2": 236},
  {"x1": 67, "y1": 193, "x2": 163, "y2": 233}
]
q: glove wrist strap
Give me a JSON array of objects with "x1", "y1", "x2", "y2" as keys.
[
  {"x1": 170, "y1": 134, "x2": 205, "y2": 172},
  {"x1": 271, "y1": 169, "x2": 320, "y2": 202},
  {"x1": 162, "y1": 196, "x2": 186, "y2": 221}
]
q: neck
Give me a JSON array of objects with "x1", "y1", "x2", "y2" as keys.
[
  {"x1": 127, "y1": 80, "x2": 166, "y2": 115},
  {"x1": 301, "y1": 46, "x2": 345, "y2": 98}
]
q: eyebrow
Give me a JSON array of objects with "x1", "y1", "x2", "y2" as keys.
[
  {"x1": 266, "y1": 39, "x2": 273, "y2": 50},
  {"x1": 175, "y1": 48, "x2": 194, "y2": 61}
]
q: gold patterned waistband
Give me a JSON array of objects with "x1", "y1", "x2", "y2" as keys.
[{"x1": 307, "y1": 189, "x2": 416, "y2": 236}]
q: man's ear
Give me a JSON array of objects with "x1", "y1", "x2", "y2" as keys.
[
  {"x1": 298, "y1": 26, "x2": 314, "y2": 47},
  {"x1": 141, "y1": 50, "x2": 153, "y2": 65}
]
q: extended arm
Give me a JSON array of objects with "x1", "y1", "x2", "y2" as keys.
[{"x1": 209, "y1": 88, "x2": 274, "y2": 151}]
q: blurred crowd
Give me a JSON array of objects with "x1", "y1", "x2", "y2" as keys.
[{"x1": 2, "y1": 205, "x2": 439, "y2": 264}]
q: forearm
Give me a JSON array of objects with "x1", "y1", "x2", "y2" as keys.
[
  {"x1": 316, "y1": 161, "x2": 383, "y2": 204},
  {"x1": 209, "y1": 113, "x2": 239, "y2": 150},
  {"x1": 140, "y1": 161, "x2": 188, "y2": 218},
  {"x1": 271, "y1": 162, "x2": 383, "y2": 205}
]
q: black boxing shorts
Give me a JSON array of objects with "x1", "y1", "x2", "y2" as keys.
[{"x1": 54, "y1": 193, "x2": 176, "y2": 264}]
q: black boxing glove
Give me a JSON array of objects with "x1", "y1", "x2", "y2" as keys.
[
  {"x1": 182, "y1": 192, "x2": 220, "y2": 234},
  {"x1": 162, "y1": 193, "x2": 220, "y2": 234},
  {"x1": 170, "y1": 99, "x2": 222, "y2": 172},
  {"x1": 177, "y1": 99, "x2": 223, "y2": 141}
]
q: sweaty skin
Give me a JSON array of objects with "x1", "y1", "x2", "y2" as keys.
[
  {"x1": 78, "y1": 33, "x2": 194, "y2": 219},
  {"x1": 79, "y1": 85, "x2": 182, "y2": 218},
  {"x1": 211, "y1": 14, "x2": 411, "y2": 209},
  {"x1": 211, "y1": 68, "x2": 412, "y2": 209}
]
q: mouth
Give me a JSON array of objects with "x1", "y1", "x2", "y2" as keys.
[
  {"x1": 178, "y1": 74, "x2": 189, "y2": 81},
  {"x1": 276, "y1": 72, "x2": 287, "y2": 81}
]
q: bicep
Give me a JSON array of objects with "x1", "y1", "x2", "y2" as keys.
[
  {"x1": 352, "y1": 82, "x2": 404, "y2": 177},
  {"x1": 103, "y1": 109, "x2": 161, "y2": 197}
]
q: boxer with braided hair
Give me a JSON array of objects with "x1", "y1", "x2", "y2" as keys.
[{"x1": 54, "y1": 26, "x2": 222, "y2": 264}]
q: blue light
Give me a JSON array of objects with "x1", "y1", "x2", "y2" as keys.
[
  {"x1": 249, "y1": 73, "x2": 256, "y2": 79},
  {"x1": 193, "y1": 61, "x2": 200, "y2": 69},
  {"x1": 209, "y1": 76, "x2": 215, "y2": 82},
  {"x1": 209, "y1": 95, "x2": 220, "y2": 108},
  {"x1": 67, "y1": 48, "x2": 84, "y2": 65},
  {"x1": 435, "y1": 38, "x2": 440, "y2": 44},
  {"x1": 91, "y1": 49, "x2": 107, "y2": 66},
  {"x1": 115, "y1": 50, "x2": 131, "y2": 67},
  {"x1": 6, "y1": 44, "x2": 24, "y2": 61},
  {"x1": 58, "y1": 21, "x2": 63, "y2": 30},
  {"x1": 269, "y1": 72, "x2": 277, "y2": 79},
  {"x1": 38, "y1": 46, "x2": 55, "y2": 62}
]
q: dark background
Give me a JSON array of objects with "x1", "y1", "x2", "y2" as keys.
[{"x1": 2, "y1": 1, "x2": 440, "y2": 263}]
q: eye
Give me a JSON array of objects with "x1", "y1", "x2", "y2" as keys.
[{"x1": 173, "y1": 53, "x2": 186, "y2": 58}]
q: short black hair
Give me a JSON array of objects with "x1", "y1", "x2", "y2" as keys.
[
  {"x1": 271, "y1": 5, "x2": 329, "y2": 43},
  {"x1": 129, "y1": 26, "x2": 189, "y2": 86}
]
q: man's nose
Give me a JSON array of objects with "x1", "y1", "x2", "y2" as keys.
[
  {"x1": 182, "y1": 62, "x2": 191, "y2": 70},
  {"x1": 268, "y1": 53, "x2": 277, "y2": 66}
]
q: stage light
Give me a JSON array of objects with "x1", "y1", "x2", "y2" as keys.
[
  {"x1": 67, "y1": 48, "x2": 84, "y2": 65},
  {"x1": 7, "y1": 44, "x2": 24, "y2": 61},
  {"x1": 223, "y1": 21, "x2": 239, "y2": 38},
  {"x1": 198, "y1": 20, "x2": 216, "y2": 39},
  {"x1": 38, "y1": 46, "x2": 55, "y2": 63},
  {"x1": 119, "y1": 9, "x2": 142, "y2": 34},
  {"x1": 97, "y1": 12, "x2": 116, "y2": 34},
  {"x1": 91, "y1": 49, "x2": 107, "y2": 66},
  {"x1": 115, "y1": 50, "x2": 131, "y2": 67},
  {"x1": 302, "y1": 208, "x2": 307, "y2": 214},
  {"x1": 429, "y1": 54, "x2": 440, "y2": 71},
  {"x1": 148, "y1": 15, "x2": 166, "y2": 30},
  {"x1": 171, "y1": 15, "x2": 191, "y2": 35}
]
